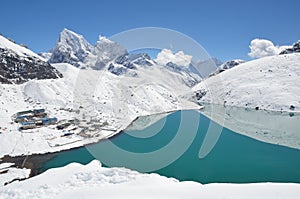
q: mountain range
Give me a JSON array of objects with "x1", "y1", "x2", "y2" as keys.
[{"x1": 0, "y1": 29, "x2": 203, "y2": 158}]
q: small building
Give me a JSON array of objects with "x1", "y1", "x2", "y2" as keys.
[
  {"x1": 42, "y1": 118, "x2": 57, "y2": 125},
  {"x1": 16, "y1": 110, "x2": 33, "y2": 116},
  {"x1": 14, "y1": 115, "x2": 34, "y2": 123},
  {"x1": 20, "y1": 121, "x2": 36, "y2": 130}
]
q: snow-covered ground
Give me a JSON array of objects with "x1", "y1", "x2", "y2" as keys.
[{"x1": 1, "y1": 160, "x2": 300, "y2": 199}]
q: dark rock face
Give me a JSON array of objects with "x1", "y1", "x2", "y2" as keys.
[
  {"x1": 115, "y1": 54, "x2": 136, "y2": 69},
  {"x1": 108, "y1": 63, "x2": 128, "y2": 76},
  {"x1": 49, "y1": 47, "x2": 82, "y2": 67},
  {"x1": 128, "y1": 53, "x2": 153, "y2": 66},
  {"x1": 166, "y1": 62, "x2": 183, "y2": 71},
  {"x1": 208, "y1": 59, "x2": 245, "y2": 77},
  {"x1": 115, "y1": 53, "x2": 153, "y2": 69},
  {"x1": 0, "y1": 48, "x2": 62, "y2": 84},
  {"x1": 108, "y1": 53, "x2": 154, "y2": 76},
  {"x1": 280, "y1": 41, "x2": 300, "y2": 55},
  {"x1": 194, "y1": 89, "x2": 207, "y2": 101}
]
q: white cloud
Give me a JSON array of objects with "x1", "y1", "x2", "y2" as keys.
[
  {"x1": 155, "y1": 49, "x2": 192, "y2": 67},
  {"x1": 248, "y1": 39, "x2": 291, "y2": 58}
]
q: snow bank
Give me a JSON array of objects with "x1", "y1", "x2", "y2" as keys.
[
  {"x1": 0, "y1": 163, "x2": 30, "y2": 187},
  {"x1": 1, "y1": 160, "x2": 299, "y2": 199}
]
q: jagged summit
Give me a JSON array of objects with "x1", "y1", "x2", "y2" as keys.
[
  {"x1": 98, "y1": 35, "x2": 114, "y2": 43},
  {"x1": 49, "y1": 28, "x2": 93, "y2": 67},
  {"x1": 48, "y1": 29, "x2": 127, "y2": 69},
  {"x1": 58, "y1": 28, "x2": 93, "y2": 52},
  {"x1": 92, "y1": 35, "x2": 127, "y2": 70}
]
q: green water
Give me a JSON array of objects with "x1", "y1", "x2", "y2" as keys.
[{"x1": 42, "y1": 110, "x2": 300, "y2": 184}]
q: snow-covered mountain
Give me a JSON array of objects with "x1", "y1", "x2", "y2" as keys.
[
  {"x1": 208, "y1": 59, "x2": 245, "y2": 77},
  {"x1": 164, "y1": 62, "x2": 202, "y2": 87},
  {"x1": 49, "y1": 29, "x2": 94, "y2": 67},
  {"x1": 191, "y1": 53, "x2": 300, "y2": 111},
  {"x1": 91, "y1": 36, "x2": 127, "y2": 70},
  {"x1": 0, "y1": 35, "x2": 62, "y2": 84},
  {"x1": 46, "y1": 28, "x2": 201, "y2": 86},
  {"x1": 219, "y1": 59, "x2": 245, "y2": 70},
  {"x1": 48, "y1": 29, "x2": 127, "y2": 70},
  {"x1": 280, "y1": 40, "x2": 300, "y2": 54}
]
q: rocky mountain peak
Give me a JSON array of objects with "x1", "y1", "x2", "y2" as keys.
[{"x1": 49, "y1": 29, "x2": 93, "y2": 67}]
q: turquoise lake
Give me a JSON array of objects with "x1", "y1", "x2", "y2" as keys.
[{"x1": 41, "y1": 110, "x2": 300, "y2": 184}]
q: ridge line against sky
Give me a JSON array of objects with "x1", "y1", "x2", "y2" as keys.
[{"x1": 0, "y1": 0, "x2": 299, "y2": 61}]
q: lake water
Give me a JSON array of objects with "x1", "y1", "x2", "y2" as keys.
[{"x1": 42, "y1": 109, "x2": 300, "y2": 184}]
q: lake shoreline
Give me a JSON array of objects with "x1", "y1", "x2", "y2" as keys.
[{"x1": 1, "y1": 106, "x2": 300, "y2": 186}]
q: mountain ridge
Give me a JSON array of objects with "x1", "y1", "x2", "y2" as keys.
[{"x1": 0, "y1": 35, "x2": 62, "y2": 84}]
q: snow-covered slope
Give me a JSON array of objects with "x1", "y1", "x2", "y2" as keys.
[
  {"x1": 0, "y1": 35, "x2": 43, "y2": 59},
  {"x1": 0, "y1": 35, "x2": 62, "y2": 84},
  {"x1": 1, "y1": 160, "x2": 300, "y2": 199},
  {"x1": 192, "y1": 53, "x2": 300, "y2": 111}
]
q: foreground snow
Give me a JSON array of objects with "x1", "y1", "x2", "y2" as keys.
[
  {"x1": 0, "y1": 163, "x2": 30, "y2": 186},
  {"x1": 1, "y1": 160, "x2": 300, "y2": 199}
]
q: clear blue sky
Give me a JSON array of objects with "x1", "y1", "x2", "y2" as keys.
[{"x1": 0, "y1": 0, "x2": 299, "y2": 61}]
